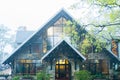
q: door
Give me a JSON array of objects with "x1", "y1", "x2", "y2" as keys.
[{"x1": 55, "y1": 59, "x2": 71, "y2": 80}]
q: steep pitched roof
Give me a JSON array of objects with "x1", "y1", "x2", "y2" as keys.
[
  {"x1": 41, "y1": 39, "x2": 86, "y2": 62},
  {"x1": 103, "y1": 48, "x2": 120, "y2": 62},
  {"x1": 3, "y1": 9, "x2": 77, "y2": 64},
  {"x1": 3, "y1": 9, "x2": 120, "y2": 64}
]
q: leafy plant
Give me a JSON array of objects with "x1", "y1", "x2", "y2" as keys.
[
  {"x1": 12, "y1": 76, "x2": 20, "y2": 80},
  {"x1": 74, "y1": 70, "x2": 92, "y2": 80},
  {"x1": 22, "y1": 75, "x2": 33, "y2": 79},
  {"x1": 36, "y1": 71, "x2": 50, "y2": 80},
  {"x1": 92, "y1": 74, "x2": 107, "y2": 79}
]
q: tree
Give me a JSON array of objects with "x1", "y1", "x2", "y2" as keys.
[
  {"x1": 68, "y1": 0, "x2": 120, "y2": 51},
  {"x1": 0, "y1": 24, "x2": 13, "y2": 63},
  {"x1": 64, "y1": 21, "x2": 105, "y2": 55}
]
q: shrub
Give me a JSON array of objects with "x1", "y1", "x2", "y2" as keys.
[
  {"x1": 36, "y1": 71, "x2": 50, "y2": 80},
  {"x1": 12, "y1": 76, "x2": 20, "y2": 80},
  {"x1": 22, "y1": 75, "x2": 33, "y2": 79},
  {"x1": 74, "y1": 70, "x2": 92, "y2": 80},
  {"x1": 92, "y1": 74, "x2": 106, "y2": 79}
]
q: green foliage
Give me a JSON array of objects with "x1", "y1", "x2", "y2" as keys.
[
  {"x1": 98, "y1": 0, "x2": 116, "y2": 5},
  {"x1": 92, "y1": 74, "x2": 106, "y2": 79},
  {"x1": 64, "y1": 21, "x2": 80, "y2": 45},
  {"x1": 12, "y1": 76, "x2": 20, "y2": 80},
  {"x1": 74, "y1": 70, "x2": 92, "y2": 80},
  {"x1": 65, "y1": 21, "x2": 106, "y2": 54},
  {"x1": 110, "y1": 10, "x2": 120, "y2": 22},
  {"x1": 22, "y1": 75, "x2": 33, "y2": 79},
  {"x1": 36, "y1": 71, "x2": 50, "y2": 80},
  {"x1": 80, "y1": 37, "x2": 91, "y2": 54}
]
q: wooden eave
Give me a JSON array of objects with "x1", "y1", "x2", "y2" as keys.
[
  {"x1": 103, "y1": 48, "x2": 120, "y2": 63},
  {"x1": 41, "y1": 39, "x2": 86, "y2": 62}
]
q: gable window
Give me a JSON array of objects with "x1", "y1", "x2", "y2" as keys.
[{"x1": 47, "y1": 17, "x2": 68, "y2": 48}]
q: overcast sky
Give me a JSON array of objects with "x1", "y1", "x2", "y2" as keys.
[
  {"x1": 0, "y1": 0, "x2": 100, "y2": 54},
  {"x1": 0, "y1": 0, "x2": 78, "y2": 31},
  {"x1": 0, "y1": 0, "x2": 79, "y2": 54}
]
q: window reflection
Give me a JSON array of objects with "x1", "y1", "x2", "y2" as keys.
[{"x1": 47, "y1": 17, "x2": 68, "y2": 49}]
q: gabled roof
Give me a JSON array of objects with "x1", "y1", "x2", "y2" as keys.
[
  {"x1": 3, "y1": 9, "x2": 77, "y2": 64},
  {"x1": 103, "y1": 48, "x2": 120, "y2": 62},
  {"x1": 41, "y1": 39, "x2": 86, "y2": 62},
  {"x1": 3, "y1": 9, "x2": 120, "y2": 64}
]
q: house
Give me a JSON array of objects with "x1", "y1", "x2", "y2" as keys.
[{"x1": 3, "y1": 9, "x2": 120, "y2": 80}]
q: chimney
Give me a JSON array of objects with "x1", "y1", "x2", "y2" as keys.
[
  {"x1": 17, "y1": 26, "x2": 27, "y2": 31},
  {"x1": 111, "y1": 37, "x2": 120, "y2": 58}
]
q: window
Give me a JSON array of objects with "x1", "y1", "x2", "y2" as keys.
[
  {"x1": 16, "y1": 60, "x2": 42, "y2": 75},
  {"x1": 87, "y1": 60, "x2": 101, "y2": 75},
  {"x1": 16, "y1": 64, "x2": 36, "y2": 74},
  {"x1": 46, "y1": 17, "x2": 68, "y2": 48},
  {"x1": 101, "y1": 60, "x2": 109, "y2": 74},
  {"x1": 47, "y1": 27, "x2": 53, "y2": 36},
  {"x1": 32, "y1": 44, "x2": 40, "y2": 53},
  {"x1": 87, "y1": 59, "x2": 109, "y2": 75},
  {"x1": 43, "y1": 40, "x2": 47, "y2": 53}
]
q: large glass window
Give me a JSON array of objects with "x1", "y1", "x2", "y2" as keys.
[
  {"x1": 16, "y1": 63, "x2": 36, "y2": 75},
  {"x1": 80, "y1": 59, "x2": 109, "y2": 75},
  {"x1": 47, "y1": 17, "x2": 69, "y2": 48},
  {"x1": 16, "y1": 60, "x2": 42, "y2": 75}
]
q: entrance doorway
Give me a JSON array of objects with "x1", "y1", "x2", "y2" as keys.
[{"x1": 55, "y1": 59, "x2": 71, "y2": 80}]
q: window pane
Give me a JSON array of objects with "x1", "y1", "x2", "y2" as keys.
[
  {"x1": 47, "y1": 27, "x2": 53, "y2": 36},
  {"x1": 101, "y1": 60, "x2": 109, "y2": 74},
  {"x1": 53, "y1": 27, "x2": 62, "y2": 37},
  {"x1": 32, "y1": 44, "x2": 40, "y2": 53},
  {"x1": 30, "y1": 64, "x2": 36, "y2": 74}
]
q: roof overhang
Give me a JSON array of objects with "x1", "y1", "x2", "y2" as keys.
[
  {"x1": 41, "y1": 39, "x2": 86, "y2": 62},
  {"x1": 3, "y1": 9, "x2": 86, "y2": 64},
  {"x1": 104, "y1": 48, "x2": 120, "y2": 63}
]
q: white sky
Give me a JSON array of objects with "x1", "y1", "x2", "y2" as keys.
[
  {"x1": 1, "y1": 0, "x2": 100, "y2": 54},
  {"x1": 0, "y1": 0, "x2": 79, "y2": 54},
  {"x1": 0, "y1": 0, "x2": 78, "y2": 31}
]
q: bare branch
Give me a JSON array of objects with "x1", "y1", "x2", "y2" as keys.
[
  {"x1": 82, "y1": 22, "x2": 120, "y2": 28},
  {"x1": 81, "y1": 22, "x2": 120, "y2": 34}
]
